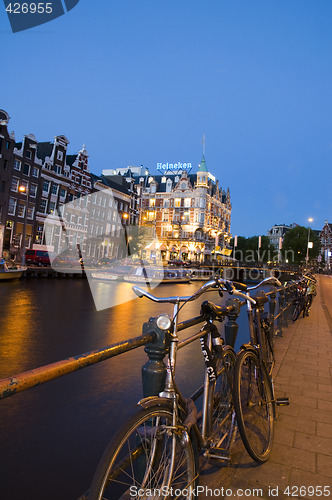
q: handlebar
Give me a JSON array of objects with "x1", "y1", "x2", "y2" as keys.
[{"x1": 133, "y1": 274, "x2": 282, "y2": 306}]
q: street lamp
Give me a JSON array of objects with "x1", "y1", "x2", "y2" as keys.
[
  {"x1": 305, "y1": 217, "x2": 313, "y2": 269},
  {"x1": 18, "y1": 184, "x2": 29, "y2": 266}
]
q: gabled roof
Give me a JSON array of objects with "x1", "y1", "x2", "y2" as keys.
[
  {"x1": 37, "y1": 142, "x2": 53, "y2": 161},
  {"x1": 66, "y1": 154, "x2": 76, "y2": 167}
]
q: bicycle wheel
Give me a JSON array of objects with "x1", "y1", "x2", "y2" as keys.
[
  {"x1": 292, "y1": 302, "x2": 300, "y2": 322},
  {"x1": 261, "y1": 321, "x2": 274, "y2": 376},
  {"x1": 233, "y1": 349, "x2": 274, "y2": 463},
  {"x1": 207, "y1": 346, "x2": 236, "y2": 455},
  {"x1": 88, "y1": 405, "x2": 198, "y2": 500},
  {"x1": 303, "y1": 295, "x2": 312, "y2": 317}
]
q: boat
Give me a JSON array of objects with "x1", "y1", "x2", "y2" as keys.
[
  {"x1": 0, "y1": 259, "x2": 26, "y2": 281},
  {"x1": 90, "y1": 265, "x2": 134, "y2": 282},
  {"x1": 124, "y1": 266, "x2": 191, "y2": 284}
]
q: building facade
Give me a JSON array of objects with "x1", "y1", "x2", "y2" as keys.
[
  {"x1": 112, "y1": 157, "x2": 232, "y2": 262},
  {"x1": 267, "y1": 223, "x2": 296, "y2": 249},
  {"x1": 320, "y1": 221, "x2": 332, "y2": 270}
]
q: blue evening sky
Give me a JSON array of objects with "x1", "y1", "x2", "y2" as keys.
[{"x1": 1, "y1": 0, "x2": 331, "y2": 236}]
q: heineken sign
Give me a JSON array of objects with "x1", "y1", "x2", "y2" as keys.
[{"x1": 157, "y1": 162, "x2": 192, "y2": 173}]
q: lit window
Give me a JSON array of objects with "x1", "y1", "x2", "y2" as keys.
[
  {"x1": 174, "y1": 198, "x2": 181, "y2": 208},
  {"x1": 150, "y1": 198, "x2": 156, "y2": 207}
]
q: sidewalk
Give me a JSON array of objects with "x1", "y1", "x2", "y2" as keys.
[{"x1": 199, "y1": 275, "x2": 332, "y2": 499}]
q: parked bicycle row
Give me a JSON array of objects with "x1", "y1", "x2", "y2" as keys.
[
  {"x1": 87, "y1": 273, "x2": 299, "y2": 500},
  {"x1": 291, "y1": 272, "x2": 317, "y2": 321}
]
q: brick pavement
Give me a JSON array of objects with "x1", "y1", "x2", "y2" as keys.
[{"x1": 199, "y1": 275, "x2": 332, "y2": 499}]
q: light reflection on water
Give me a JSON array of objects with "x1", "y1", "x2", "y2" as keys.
[{"x1": 0, "y1": 278, "x2": 256, "y2": 500}]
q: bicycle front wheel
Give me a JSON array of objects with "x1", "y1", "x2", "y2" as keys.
[
  {"x1": 207, "y1": 346, "x2": 236, "y2": 454},
  {"x1": 233, "y1": 349, "x2": 274, "y2": 463},
  {"x1": 88, "y1": 405, "x2": 198, "y2": 500}
]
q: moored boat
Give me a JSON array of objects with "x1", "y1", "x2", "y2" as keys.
[
  {"x1": 124, "y1": 267, "x2": 191, "y2": 284},
  {"x1": 0, "y1": 259, "x2": 26, "y2": 281}
]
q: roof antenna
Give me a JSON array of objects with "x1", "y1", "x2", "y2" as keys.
[{"x1": 201, "y1": 134, "x2": 206, "y2": 156}]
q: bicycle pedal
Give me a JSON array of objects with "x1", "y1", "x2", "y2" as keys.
[
  {"x1": 276, "y1": 397, "x2": 290, "y2": 406},
  {"x1": 206, "y1": 447, "x2": 230, "y2": 462}
]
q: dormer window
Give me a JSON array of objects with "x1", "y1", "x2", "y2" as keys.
[{"x1": 161, "y1": 176, "x2": 166, "y2": 183}]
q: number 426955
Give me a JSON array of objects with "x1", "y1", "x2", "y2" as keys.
[{"x1": 6, "y1": 3, "x2": 53, "y2": 14}]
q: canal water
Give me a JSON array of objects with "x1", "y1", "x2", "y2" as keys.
[{"x1": 0, "y1": 279, "x2": 252, "y2": 500}]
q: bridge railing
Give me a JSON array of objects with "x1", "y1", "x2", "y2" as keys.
[{"x1": 0, "y1": 280, "x2": 298, "y2": 402}]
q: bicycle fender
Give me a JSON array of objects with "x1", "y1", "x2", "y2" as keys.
[
  {"x1": 238, "y1": 343, "x2": 258, "y2": 355},
  {"x1": 137, "y1": 396, "x2": 173, "y2": 410}
]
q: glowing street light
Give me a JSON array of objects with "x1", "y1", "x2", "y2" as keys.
[{"x1": 305, "y1": 217, "x2": 313, "y2": 269}]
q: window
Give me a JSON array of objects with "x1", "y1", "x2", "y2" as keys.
[
  {"x1": 27, "y1": 204, "x2": 35, "y2": 220},
  {"x1": 30, "y1": 184, "x2": 37, "y2": 198},
  {"x1": 17, "y1": 202, "x2": 25, "y2": 218},
  {"x1": 166, "y1": 179, "x2": 172, "y2": 193},
  {"x1": 3, "y1": 160, "x2": 8, "y2": 170},
  {"x1": 36, "y1": 225, "x2": 43, "y2": 242},
  {"x1": 32, "y1": 166, "x2": 39, "y2": 177},
  {"x1": 23, "y1": 163, "x2": 30, "y2": 175},
  {"x1": 108, "y1": 198, "x2": 113, "y2": 208},
  {"x1": 26, "y1": 150, "x2": 32, "y2": 159},
  {"x1": 48, "y1": 202, "x2": 56, "y2": 214},
  {"x1": 51, "y1": 184, "x2": 58, "y2": 196},
  {"x1": 59, "y1": 188, "x2": 66, "y2": 199},
  {"x1": 8, "y1": 198, "x2": 17, "y2": 215},
  {"x1": 150, "y1": 184, "x2": 156, "y2": 194},
  {"x1": 199, "y1": 212, "x2": 205, "y2": 223},
  {"x1": 56, "y1": 165, "x2": 62, "y2": 174},
  {"x1": 163, "y1": 199, "x2": 169, "y2": 208},
  {"x1": 57, "y1": 151, "x2": 63, "y2": 161},
  {"x1": 184, "y1": 198, "x2": 191, "y2": 208},
  {"x1": 14, "y1": 160, "x2": 21, "y2": 171},
  {"x1": 174, "y1": 198, "x2": 181, "y2": 208},
  {"x1": 149, "y1": 198, "x2": 156, "y2": 207},
  {"x1": 11, "y1": 178, "x2": 19, "y2": 192},
  {"x1": 161, "y1": 177, "x2": 167, "y2": 183},
  {"x1": 163, "y1": 211, "x2": 169, "y2": 222},
  {"x1": 42, "y1": 180, "x2": 50, "y2": 193},
  {"x1": 39, "y1": 199, "x2": 47, "y2": 213},
  {"x1": 6, "y1": 141, "x2": 10, "y2": 149}
]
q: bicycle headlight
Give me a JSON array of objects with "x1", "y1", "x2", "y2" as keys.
[{"x1": 156, "y1": 314, "x2": 172, "y2": 331}]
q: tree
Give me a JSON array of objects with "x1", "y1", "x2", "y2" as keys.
[
  {"x1": 282, "y1": 226, "x2": 320, "y2": 264},
  {"x1": 231, "y1": 235, "x2": 277, "y2": 263}
]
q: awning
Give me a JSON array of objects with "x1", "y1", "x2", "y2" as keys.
[
  {"x1": 171, "y1": 246, "x2": 178, "y2": 252},
  {"x1": 195, "y1": 247, "x2": 201, "y2": 254},
  {"x1": 145, "y1": 240, "x2": 162, "y2": 251},
  {"x1": 16, "y1": 222, "x2": 33, "y2": 235},
  {"x1": 180, "y1": 246, "x2": 188, "y2": 252},
  {"x1": 160, "y1": 243, "x2": 167, "y2": 251}
]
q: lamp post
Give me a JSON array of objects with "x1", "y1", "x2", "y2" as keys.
[
  {"x1": 305, "y1": 217, "x2": 313, "y2": 269},
  {"x1": 18, "y1": 184, "x2": 29, "y2": 266}
]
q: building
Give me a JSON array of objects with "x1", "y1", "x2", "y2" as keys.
[
  {"x1": 267, "y1": 223, "x2": 296, "y2": 249},
  {"x1": 87, "y1": 173, "x2": 138, "y2": 259},
  {"x1": 106, "y1": 157, "x2": 232, "y2": 262},
  {"x1": 320, "y1": 221, "x2": 332, "y2": 270}
]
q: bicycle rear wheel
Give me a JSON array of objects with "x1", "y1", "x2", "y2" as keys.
[
  {"x1": 292, "y1": 302, "x2": 300, "y2": 322},
  {"x1": 88, "y1": 405, "x2": 198, "y2": 500},
  {"x1": 233, "y1": 349, "x2": 274, "y2": 463},
  {"x1": 207, "y1": 346, "x2": 236, "y2": 456}
]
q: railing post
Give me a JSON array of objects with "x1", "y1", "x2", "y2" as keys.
[
  {"x1": 269, "y1": 290, "x2": 277, "y2": 338},
  {"x1": 141, "y1": 318, "x2": 168, "y2": 397},
  {"x1": 224, "y1": 298, "x2": 241, "y2": 348},
  {"x1": 277, "y1": 288, "x2": 284, "y2": 337},
  {"x1": 282, "y1": 286, "x2": 289, "y2": 328}
]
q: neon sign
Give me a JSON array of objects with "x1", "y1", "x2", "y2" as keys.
[{"x1": 157, "y1": 162, "x2": 192, "y2": 173}]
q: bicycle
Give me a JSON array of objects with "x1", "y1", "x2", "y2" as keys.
[
  {"x1": 88, "y1": 277, "x2": 242, "y2": 500},
  {"x1": 228, "y1": 277, "x2": 289, "y2": 463},
  {"x1": 292, "y1": 274, "x2": 316, "y2": 321}
]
